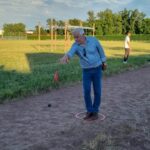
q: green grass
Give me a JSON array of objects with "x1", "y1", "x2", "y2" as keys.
[{"x1": 0, "y1": 40, "x2": 150, "y2": 102}]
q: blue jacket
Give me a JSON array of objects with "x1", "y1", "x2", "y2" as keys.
[{"x1": 67, "y1": 36, "x2": 106, "y2": 69}]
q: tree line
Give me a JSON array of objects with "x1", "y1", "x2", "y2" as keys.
[{"x1": 2, "y1": 9, "x2": 150, "y2": 36}]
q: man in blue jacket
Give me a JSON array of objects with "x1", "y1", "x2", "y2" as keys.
[{"x1": 60, "y1": 28, "x2": 107, "y2": 121}]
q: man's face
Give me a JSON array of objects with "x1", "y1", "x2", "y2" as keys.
[
  {"x1": 128, "y1": 32, "x2": 131, "y2": 37},
  {"x1": 73, "y1": 32, "x2": 85, "y2": 44}
]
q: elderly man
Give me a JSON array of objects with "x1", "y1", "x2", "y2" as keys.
[{"x1": 60, "y1": 28, "x2": 107, "y2": 121}]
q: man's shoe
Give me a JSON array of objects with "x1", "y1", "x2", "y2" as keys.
[
  {"x1": 89, "y1": 112, "x2": 99, "y2": 120},
  {"x1": 83, "y1": 112, "x2": 93, "y2": 120}
]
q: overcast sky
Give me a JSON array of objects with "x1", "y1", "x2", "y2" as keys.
[{"x1": 0, "y1": 0, "x2": 150, "y2": 29}]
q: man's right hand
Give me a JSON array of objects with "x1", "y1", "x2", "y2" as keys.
[{"x1": 60, "y1": 55, "x2": 69, "y2": 64}]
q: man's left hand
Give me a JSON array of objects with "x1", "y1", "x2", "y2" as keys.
[{"x1": 102, "y1": 63, "x2": 107, "y2": 71}]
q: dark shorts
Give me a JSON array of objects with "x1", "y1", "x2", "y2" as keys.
[{"x1": 125, "y1": 48, "x2": 130, "y2": 51}]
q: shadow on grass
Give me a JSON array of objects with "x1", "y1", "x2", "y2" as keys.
[
  {"x1": 142, "y1": 41, "x2": 150, "y2": 43},
  {"x1": 31, "y1": 44, "x2": 51, "y2": 50},
  {"x1": 132, "y1": 49, "x2": 150, "y2": 53},
  {"x1": 105, "y1": 47, "x2": 123, "y2": 50},
  {"x1": 31, "y1": 44, "x2": 65, "y2": 51},
  {"x1": 0, "y1": 65, "x2": 4, "y2": 70},
  {"x1": 0, "y1": 52, "x2": 64, "y2": 102},
  {"x1": 105, "y1": 47, "x2": 150, "y2": 54},
  {"x1": 26, "y1": 52, "x2": 64, "y2": 71},
  {"x1": 0, "y1": 65, "x2": 29, "y2": 102},
  {"x1": 0, "y1": 53, "x2": 149, "y2": 102}
]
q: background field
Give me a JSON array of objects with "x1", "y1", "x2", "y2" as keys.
[{"x1": 0, "y1": 40, "x2": 150, "y2": 102}]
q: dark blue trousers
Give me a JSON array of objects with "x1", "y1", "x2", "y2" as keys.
[{"x1": 82, "y1": 65, "x2": 102, "y2": 113}]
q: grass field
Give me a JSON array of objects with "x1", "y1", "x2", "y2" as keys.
[{"x1": 0, "y1": 40, "x2": 150, "y2": 102}]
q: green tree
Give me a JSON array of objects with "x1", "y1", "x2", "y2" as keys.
[
  {"x1": 95, "y1": 20, "x2": 103, "y2": 35},
  {"x1": 34, "y1": 25, "x2": 47, "y2": 35},
  {"x1": 142, "y1": 18, "x2": 150, "y2": 34},
  {"x1": 47, "y1": 18, "x2": 65, "y2": 35},
  {"x1": 120, "y1": 9, "x2": 131, "y2": 34},
  {"x1": 57, "y1": 20, "x2": 65, "y2": 35},
  {"x1": 129, "y1": 9, "x2": 138, "y2": 33},
  {"x1": 47, "y1": 18, "x2": 57, "y2": 33},
  {"x1": 97, "y1": 9, "x2": 114, "y2": 35},
  {"x1": 120, "y1": 9, "x2": 145, "y2": 34},
  {"x1": 133, "y1": 10, "x2": 145, "y2": 34},
  {"x1": 3, "y1": 23, "x2": 25, "y2": 35},
  {"x1": 68, "y1": 18, "x2": 81, "y2": 26},
  {"x1": 47, "y1": 18, "x2": 57, "y2": 26},
  {"x1": 113, "y1": 13, "x2": 122, "y2": 34},
  {"x1": 87, "y1": 10, "x2": 96, "y2": 27}
]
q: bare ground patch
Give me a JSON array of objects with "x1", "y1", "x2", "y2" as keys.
[{"x1": 0, "y1": 66, "x2": 150, "y2": 150}]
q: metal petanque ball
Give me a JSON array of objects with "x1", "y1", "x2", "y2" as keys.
[{"x1": 48, "y1": 104, "x2": 52, "y2": 107}]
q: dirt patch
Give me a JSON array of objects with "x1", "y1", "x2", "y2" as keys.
[{"x1": 0, "y1": 66, "x2": 150, "y2": 150}]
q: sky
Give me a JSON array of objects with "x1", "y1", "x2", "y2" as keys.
[{"x1": 0, "y1": 0, "x2": 150, "y2": 30}]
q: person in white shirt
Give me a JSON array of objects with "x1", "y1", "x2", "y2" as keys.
[{"x1": 123, "y1": 31, "x2": 131, "y2": 63}]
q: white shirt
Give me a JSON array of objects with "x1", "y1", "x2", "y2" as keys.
[{"x1": 124, "y1": 36, "x2": 130, "y2": 48}]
